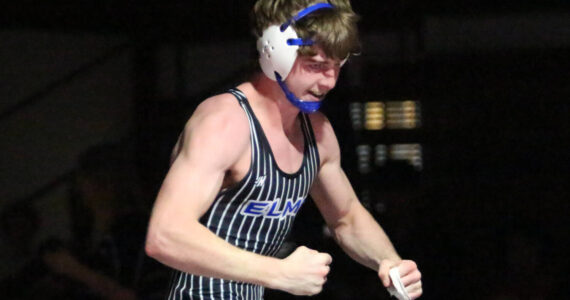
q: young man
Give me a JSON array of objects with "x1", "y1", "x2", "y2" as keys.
[{"x1": 145, "y1": 1, "x2": 422, "y2": 299}]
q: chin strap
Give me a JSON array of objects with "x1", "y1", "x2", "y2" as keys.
[{"x1": 275, "y1": 72, "x2": 322, "y2": 114}]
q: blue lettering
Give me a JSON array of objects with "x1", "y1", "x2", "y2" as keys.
[
  {"x1": 242, "y1": 201, "x2": 269, "y2": 216},
  {"x1": 240, "y1": 198, "x2": 306, "y2": 219},
  {"x1": 283, "y1": 198, "x2": 304, "y2": 215},
  {"x1": 267, "y1": 200, "x2": 282, "y2": 217}
]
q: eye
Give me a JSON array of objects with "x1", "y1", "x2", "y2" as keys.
[{"x1": 306, "y1": 62, "x2": 326, "y2": 72}]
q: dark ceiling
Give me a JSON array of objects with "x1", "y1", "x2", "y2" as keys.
[{"x1": 2, "y1": 1, "x2": 568, "y2": 41}]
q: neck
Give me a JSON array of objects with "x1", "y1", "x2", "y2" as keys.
[{"x1": 244, "y1": 73, "x2": 301, "y2": 133}]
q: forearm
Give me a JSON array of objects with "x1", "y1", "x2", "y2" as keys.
[
  {"x1": 145, "y1": 220, "x2": 283, "y2": 289},
  {"x1": 331, "y1": 202, "x2": 401, "y2": 271},
  {"x1": 146, "y1": 165, "x2": 283, "y2": 288}
]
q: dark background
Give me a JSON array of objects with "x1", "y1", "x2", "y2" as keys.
[{"x1": 1, "y1": 1, "x2": 568, "y2": 299}]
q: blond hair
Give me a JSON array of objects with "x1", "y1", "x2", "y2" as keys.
[{"x1": 252, "y1": 0, "x2": 360, "y2": 60}]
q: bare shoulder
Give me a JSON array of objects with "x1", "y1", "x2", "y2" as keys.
[
  {"x1": 307, "y1": 112, "x2": 341, "y2": 165},
  {"x1": 188, "y1": 93, "x2": 248, "y2": 132},
  {"x1": 174, "y1": 92, "x2": 250, "y2": 167}
]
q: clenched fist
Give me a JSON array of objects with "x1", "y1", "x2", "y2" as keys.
[
  {"x1": 273, "y1": 246, "x2": 332, "y2": 296},
  {"x1": 379, "y1": 259, "x2": 423, "y2": 299}
]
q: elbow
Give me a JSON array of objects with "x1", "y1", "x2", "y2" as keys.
[
  {"x1": 331, "y1": 221, "x2": 350, "y2": 246},
  {"x1": 145, "y1": 222, "x2": 207, "y2": 275},
  {"x1": 329, "y1": 209, "x2": 357, "y2": 244},
  {"x1": 145, "y1": 221, "x2": 197, "y2": 264},
  {"x1": 144, "y1": 237, "x2": 159, "y2": 259},
  {"x1": 145, "y1": 227, "x2": 169, "y2": 261}
]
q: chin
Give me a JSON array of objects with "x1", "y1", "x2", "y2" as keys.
[{"x1": 302, "y1": 95, "x2": 321, "y2": 102}]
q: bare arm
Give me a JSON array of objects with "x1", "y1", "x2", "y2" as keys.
[
  {"x1": 309, "y1": 114, "x2": 422, "y2": 298},
  {"x1": 312, "y1": 166, "x2": 402, "y2": 269},
  {"x1": 145, "y1": 96, "x2": 277, "y2": 285},
  {"x1": 145, "y1": 96, "x2": 331, "y2": 296},
  {"x1": 309, "y1": 114, "x2": 400, "y2": 270}
]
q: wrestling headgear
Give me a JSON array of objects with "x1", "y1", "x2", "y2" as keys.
[{"x1": 257, "y1": 2, "x2": 335, "y2": 113}]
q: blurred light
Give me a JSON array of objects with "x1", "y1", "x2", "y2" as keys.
[
  {"x1": 360, "y1": 188, "x2": 372, "y2": 210},
  {"x1": 360, "y1": 189, "x2": 385, "y2": 214},
  {"x1": 349, "y1": 102, "x2": 364, "y2": 130},
  {"x1": 374, "y1": 144, "x2": 387, "y2": 167},
  {"x1": 386, "y1": 101, "x2": 421, "y2": 129},
  {"x1": 364, "y1": 101, "x2": 385, "y2": 130},
  {"x1": 389, "y1": 144, "x2": 423, "y2": 170},
  {"x1": 356, "y1": 144, "x2": 372, "y2": 174},
  {"x1": 374, "y1": 201, "x2": 386, "y2": 214}
]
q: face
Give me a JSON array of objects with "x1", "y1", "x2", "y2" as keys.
[{"x1": 284, "y1": 47, "x2": 342, "y2": 102}]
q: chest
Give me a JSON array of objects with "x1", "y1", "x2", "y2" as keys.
[
  {"x1": 223, "y1": 125, "x2": 305, "y2": 188},
  {"x1": 264, "y1": 127, "x2": 305, "y2": 173}
]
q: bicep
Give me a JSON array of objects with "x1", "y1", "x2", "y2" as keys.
[
  {"x1": 150, "y1": 102, "x2": 248, "y2": 227},
  {"x1": 153, "y1": 151, "x2": 225, "y2": 222},
  {"x1": 308, "y1": 112, "x2": 360, "y2": 227},
  {"x1": 310, "y1": 160, "x2": 359, "y2": 227}
]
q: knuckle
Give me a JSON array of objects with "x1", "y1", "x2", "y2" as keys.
[
  {"x1": 313, "y1": 286, "x2": 323, "y2": 294},
  {"x1": 408, "y1": 260, "x2": 417, "y2": 268},
  {"x1": 320, "y1": 253, "x2": 332, "y2": 263},
  {"x1": 410, "y1": 271, "x2": 421, "y2": 281}
]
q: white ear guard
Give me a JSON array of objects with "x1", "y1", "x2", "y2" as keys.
[
  {"x1": 257, "y1": 2, "x2": 335, "y2": 81},
  {"x1": 257, "y1": 25, "x2": 301, "y2": 81}
]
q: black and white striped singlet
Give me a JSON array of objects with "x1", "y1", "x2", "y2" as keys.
[{"x1": 167, "y1": 88, "x2": 320, "y2": 300}]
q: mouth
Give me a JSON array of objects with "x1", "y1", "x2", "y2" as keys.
[{"x1": 307, "y1": 91, "x2": 325, "y2": 101}]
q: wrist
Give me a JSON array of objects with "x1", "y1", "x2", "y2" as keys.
[
  {"x1": 389, "y1": 255, "x2": 402, "y2": 263},
  {"x1": 377, "y1": 255, "x2": 401, "y2": 269},
  {"x1": 259, "y1": 256, "x2": 287, "y2": 290}
]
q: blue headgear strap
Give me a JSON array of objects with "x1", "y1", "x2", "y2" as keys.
[
  {"x1": 280, "y1": 3, "x2": 335, "y2": 32},
  {"x1": 287, "y1": 38, "x2": 315, "y2": 46},
  {"x1": 275, "y1": 72, "x2": 321, "y2": 113},
  {"x1": 275, "y1": 2, "x2": 334, "y2": 113}
]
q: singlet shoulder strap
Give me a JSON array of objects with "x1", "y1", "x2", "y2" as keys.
[
  {"x1": 226, "y1": 88, "x2": 262, "y2": 136},
  {"x1": 227, "y1": 87, "x2": 259, "y2": 130},
  {"x1": 227, "y1": 88, "x2": 260, "y2": 125},
  {"x1": 228, "y1": 88, "x2": 247, "y2": 105},
  {"x1": 299, "y1": 113, "x2": 321, "y2": 171},
  {"x1": 227, "y1": 88, "x2": 321, "y2": 174}
]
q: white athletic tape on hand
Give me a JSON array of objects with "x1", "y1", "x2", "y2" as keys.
[{"x1": 387, "y1": 267, "x2": 410, "y2": 300}]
